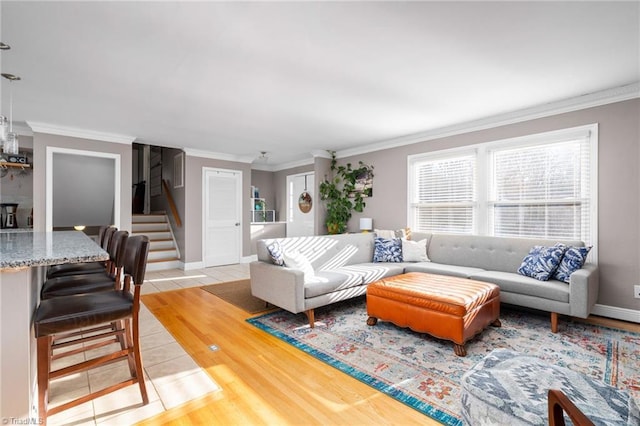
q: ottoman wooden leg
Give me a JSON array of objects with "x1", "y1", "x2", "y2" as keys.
[
  {"x1": 491, "y1": 319, "x2": 502, "y2": 327},
  {"x1": 366, "y1": 316, "x2": 378, "y2": 326},
  {"x1": 454, "y1": 343, "x2": 467, "y2": 357}
]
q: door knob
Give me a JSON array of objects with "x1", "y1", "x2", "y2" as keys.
[{"x1": 235, "y1": 222, "x2": 240, "y2": 226}]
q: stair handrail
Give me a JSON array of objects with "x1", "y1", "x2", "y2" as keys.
[{"x1": 162, "y1": 179, "x2": 182, "y2": 228}]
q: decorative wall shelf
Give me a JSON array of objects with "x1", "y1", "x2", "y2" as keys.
[{"x1": 0, "y1": 162, "x2": 30, "y2": 169}]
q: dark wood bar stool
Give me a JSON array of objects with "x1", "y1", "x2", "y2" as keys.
[
  {"x1": 46, "y1": 226, "x2": 114, "y2": 279},
  {"x1": 34, "y1": 235, "x2": 150, "y2": 425},
  {"x1": 40, "y1": 230, "x2": 129, "y2": 299}
]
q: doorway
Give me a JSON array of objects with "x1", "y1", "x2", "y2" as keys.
[
  {"x1": 202, "y1": 167, "x2": 242, "y2": 266},
  {"x1": 46, "y1": 147, "x2": 120, "y2": 233},
  {"x1": 286, "y1": 172, "x2": 315, "y2": 237}
]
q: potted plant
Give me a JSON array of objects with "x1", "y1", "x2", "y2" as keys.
[{"x1": 319, "y1": 151, "x2": 374, "y2": 234}]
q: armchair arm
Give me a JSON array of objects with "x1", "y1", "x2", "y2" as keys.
[
  {"x1": 249, "y1": 261, "x2": 306, "y2": 314},
  {"x1": 548, "y1": 389, "x2": 595, "y2": 426},
  {"x1": 568, "y1": 263, "x2": 599, "y2": 318}
]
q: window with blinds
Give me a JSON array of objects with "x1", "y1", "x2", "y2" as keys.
[
  {"x1": 410, "y1": 152, "x2": 476, "y2": 234},
  {"x1": 488, "y1": 138, "x2": 592, "y2": 243},
  {"x1": 408, "y1": 124, "x2": 597, "y2": 255}
]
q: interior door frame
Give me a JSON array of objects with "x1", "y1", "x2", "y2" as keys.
[
  {"x1": 46, "y1": 147, "x2": 121, "y2": 232},
  {"x1": 286, "y1": 171, "x2": 315, "y2": 237},
  {"x1": 201, "y1": 166, "x2": 243, "y2": 266}
]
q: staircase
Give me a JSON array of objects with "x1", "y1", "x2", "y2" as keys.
[{"x1": 132, "y1": 214, "x2": 181, "y2": 271}]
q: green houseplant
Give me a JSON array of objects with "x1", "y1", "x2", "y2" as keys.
[{"x1": 319, "y1": 151, "x2": 374, "y2": 234}]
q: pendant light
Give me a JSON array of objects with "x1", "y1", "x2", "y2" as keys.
[
  {"x1": 1, "y1": 72, "x2": 21, "y2": 155},
  {"x1": 0, "y1": 42, "x2": 10, "y2": 150}
]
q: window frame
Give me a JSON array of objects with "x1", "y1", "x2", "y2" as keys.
[{"x1": 407, "y1": 124, "x2": 598, "y2": 263}]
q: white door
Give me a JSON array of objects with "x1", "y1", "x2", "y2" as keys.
[
  {"x1": 203, "y1": 168, "x2": 242, "y2": 266},
  {"x1": 286, "y1": 172, "x2": 315, "y2": 237}
]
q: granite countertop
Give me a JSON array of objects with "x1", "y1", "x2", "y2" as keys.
[{"x1": 0, "y1": 231, "x2": 109, "y2": 270}]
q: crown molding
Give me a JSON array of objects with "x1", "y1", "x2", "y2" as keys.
[
  {"x1": 26, "y1": 121, "x2": 136, "y2": 144},
  {"x1": 335, "y1": 82, "x2": 640, "y2": 160},
  {"x1": 183, "y1": 148, "x2": 255, "y2": 164}
]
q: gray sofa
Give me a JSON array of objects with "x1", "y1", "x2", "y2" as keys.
[{"x1": 250, "y1": 232, "x2": 599, "y2": 332}]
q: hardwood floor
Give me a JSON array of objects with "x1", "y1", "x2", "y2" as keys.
[
  {"x1": 139, "y1": 286, "x2": 639, "y2": 425},
  {"x1": 138, "y1": 287, "x2": 435, "y2": 425}
]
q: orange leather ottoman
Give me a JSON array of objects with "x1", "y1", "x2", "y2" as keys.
[{"x1": 366, "y1": 272, "x2": 501, "y2": 356}]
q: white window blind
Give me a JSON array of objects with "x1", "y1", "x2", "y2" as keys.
[
  {"x1": 408, "y1": 124, "x2": 597, "y2": 258},
  {"x1": 488, "y1": 138, "x2": 592, "y2": 244},
  {"x1": 410, "y1": 152, "x2": 476, "y2": 234}
]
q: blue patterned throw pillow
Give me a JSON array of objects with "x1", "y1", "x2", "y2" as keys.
[
  {"x1": 373, "y1": 237, "x2": 403, "y2": 262},
  {"x1": 266, "y1": 241, "x2": 285, "y2": 266},
  {"x1": 553, "y1": 246, "x2": 592, "y2": 283},
  {"x1": 517, "y1": 245, "x2": 566, "y2": 281}
]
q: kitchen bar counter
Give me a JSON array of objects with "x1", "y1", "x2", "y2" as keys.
[
  {"x1": 0, "y1": 230, "x2": 108, "y2": 269},
  {"x1": 0, "y1": 231, "x2": 108, "y2": 421}
]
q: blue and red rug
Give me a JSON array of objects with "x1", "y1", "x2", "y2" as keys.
[{"x1": 247, "y1": 297, "x2": 640, "y2": 425}]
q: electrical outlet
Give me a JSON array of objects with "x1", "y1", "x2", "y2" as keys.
[{"x1": 635, "y1": 285, "x2": 640, "y2": 299}]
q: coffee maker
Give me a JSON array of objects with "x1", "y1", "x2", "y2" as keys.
[{"x1": 0, "y1": 203, "x2": 19, "y2": 229}]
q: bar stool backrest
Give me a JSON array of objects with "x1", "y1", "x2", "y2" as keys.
[
  {"x1": 107, "y1": 230, "x2": 129, "y2": 280},
  {"x1": 122, "y1": 236, "x2": 150, "y2": 288},
  {"x1": 97, "y1": 225, "x2": 109, "y2": 247},
  {"x1": 101, "y1": 227, "x2": 117, "y2": 251}
]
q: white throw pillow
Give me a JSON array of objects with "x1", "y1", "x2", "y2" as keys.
[
  {"x1": 401, "y1": 239, "x2": 429, "y2": 262},
  {"x1": 282, "y1": 250, "x2": 316, "y2": 282}
]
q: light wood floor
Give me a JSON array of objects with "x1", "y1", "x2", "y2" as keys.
[
  {"x1": 138, "y1": 287, "x2": 437, "y2": 425},
  {"x1": 138, "y1": 287, "x2": 639, "y2": 425}
]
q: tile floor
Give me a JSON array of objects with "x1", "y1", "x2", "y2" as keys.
[{"x1": 48, "y1": 263, "x2": 250, "y2": 426}]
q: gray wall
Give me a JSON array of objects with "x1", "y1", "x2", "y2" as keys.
[
  {"x1": 334, "y1": 99, "x2": 639, "y2": 311},
  {"x1": 31, "y1": 133, "x2": 132, "y2": 233},
  {"x1": 184, "y1": 155, "x2": 252, "y2": 263}
]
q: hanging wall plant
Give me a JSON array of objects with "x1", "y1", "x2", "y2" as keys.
[{"x1": 319, "y1": 151, "x2": 374, "y2": 234}]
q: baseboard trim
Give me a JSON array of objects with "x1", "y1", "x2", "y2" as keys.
[
  {"x1": 590, "y1": 304, "x2": 640, "y2": 323},
  {"x1": 183, "y1": 261, "x2": 204, "y2": 271}
]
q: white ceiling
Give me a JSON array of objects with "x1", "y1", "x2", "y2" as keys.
[{"x1": 1, "y1": 1, "x2": 638, "y2": 169}]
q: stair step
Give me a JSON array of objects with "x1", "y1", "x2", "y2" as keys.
[
  {"x1": 132, "y1": 214, "x2": 167, "y2": 223},
  {"x1": 132, "y1": 223, "x2": 170, "y2": 232},
  {"x1": 131, "y1": 231, "x2": 172, "y2": 240},
  {"x1": 149, "y1": 240, "x2": 175, "y2": 250},
  {"x1": 148, "y1": 257, "x2": 180, "y2": 263},
  {"x1": 131, "y1": 214, "x2": 180, "y2": 271},
  {"x1": 148, "y1": 249, "x2": 178, "y2": 261},
  {"x1": 146, "y1": 259, "x2": 182, "y2": 272}
]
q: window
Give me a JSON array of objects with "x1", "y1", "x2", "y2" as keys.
[
  {"x1": 408, "y1": 124, "x2": 597, "y2": 259},
  {"x1": 410, "y1": 151, "x2": 476, "y2": 234}
]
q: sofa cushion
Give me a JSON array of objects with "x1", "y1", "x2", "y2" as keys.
[
  {"x1": 427, "y1": 234, "x2": 583, "y2": 274},
  {"x1": 401, "y1": 239, "x2": 429, "y2": 262},
  {"x1": 282, "y1": 250, "x2": 315, "y2": 283},
  {"x1": 373, "y1": 237, "x2": 403, "y2": 262},
  {"x1": 266, "y1": 240, "x2": 285, "y2": 266},
  {"x1": 403, "y1": 262, "x2": 485, "y2": 278},
  {"x1": 470, "y1": 271, "x2": 569, "y2": 303},
  {"x1": 305, "y1": 268, "x2": 366, "y2": 298},
  {"x1": 517, "y1": 245, "x2": 566, "y2": 281},
  {"x1": 553, "y1": 245, "x2": 592, "y2": 283},
  {"x1": 345, "y1": 262, "x2": 408, "y2": 283}
]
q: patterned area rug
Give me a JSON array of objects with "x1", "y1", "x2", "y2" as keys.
[{"x1": 247, "y1": 297, "x2": 640, "y2": 425}]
